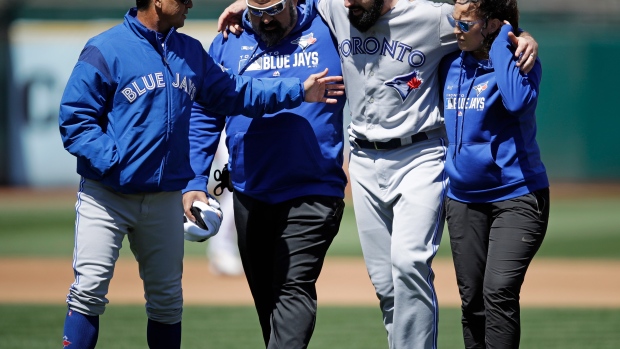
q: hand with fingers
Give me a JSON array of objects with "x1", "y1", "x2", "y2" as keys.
[
  {"x1": 183, "y1": 190, "x2": 208, "y2": 222},
  {"x1": 303, "y1": 68, "x2": 345, "y2": 104},
  {"x1": 183, "y1": 198, "x2": 223, "y2": 242},
  {"x1": 505, "y1": 21, "x2": 538, "y2": 74},
  {"x1": 217, "y1": 0, "x2": 246, "y2": 39}
]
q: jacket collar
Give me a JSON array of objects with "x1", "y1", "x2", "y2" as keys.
[
  {"x1": 124, "y1": 7, "x2": 177, "y2": 50},
  {"x1": 461, "y1": 51, "x2": 494, "y2": 70}
]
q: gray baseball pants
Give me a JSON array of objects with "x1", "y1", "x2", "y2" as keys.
[
  {"x1": 66, "y1": 178, "x2": 184, "y2": 324},
  {"x1": 348, "y1": 131, "x2": 448, "y2": 349}
]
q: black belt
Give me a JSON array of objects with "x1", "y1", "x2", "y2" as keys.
[{"x1": 353, "y1": 132, "x2": 428, "y2": 150}]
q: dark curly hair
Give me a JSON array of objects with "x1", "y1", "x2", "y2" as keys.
[
  {"x1": 454, "y1": 0, "x2": 520, "y2": 54},
  {"x1": 136, "y1": 0, "x2": 151, "y2": 10}
]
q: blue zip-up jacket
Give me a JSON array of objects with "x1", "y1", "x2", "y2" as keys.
[
  {"x1": 185, "y1": 1, "x2": 347, "y2": 204},
  {"x1": 59, "y1": 8, "x2": 306, "y2": 194},
  {"x1": 439, "y1": 25, "x2": 548, "y2": 203}
]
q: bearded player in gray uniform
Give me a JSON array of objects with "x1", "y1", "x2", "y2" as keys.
[{"x1": 219, "y1": 0, "x2": 538, "y2": 348}]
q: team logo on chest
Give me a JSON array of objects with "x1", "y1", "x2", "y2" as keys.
[
  {"x1": 384, "y1": 70, "x2": 424, "y2": 102},
  {"x1": 292, "y1": 33, "x2": 317, "y2": 51},
  {"x1": 121, "y1": 72, "x2": 196, "y2": 102},
  {"x1": 473, "y1": 81, "x2": 489, "y2": 96},
  {"x1": 244, "y1": 33, "x2": 320, "y2": 74}
]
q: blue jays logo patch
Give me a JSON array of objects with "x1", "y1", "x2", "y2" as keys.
[
  {"x1": 473, "y1": 81, "x2": 488, "y2": 96},
  {"x1": 384, "y1": 70, "x2": 424, "y2": 102},
  {"x1": 292, "y1": 33, "x2": 317, "y2": 51}
]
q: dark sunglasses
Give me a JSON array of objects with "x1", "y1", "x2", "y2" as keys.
[
  {"x1": 246, "y1": 0, "x2": 287, "y2": 17},
  {"x1": 447, "y1": 14, "x2": 485, "y2": 33},
  {"x1": 178, "y1": 0, "x2": 191, "y2": 5}
]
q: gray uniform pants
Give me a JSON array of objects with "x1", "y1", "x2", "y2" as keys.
[
  {"x1": 348, "y1": 133, "x2": 448, "y2": 349},
  {"x1": 446, "y1": 188, "x2": 550, "y2": 349},
  {"x1": 66, "y1": 178, "x2": 184, "y2": 324},
  {"x1": 233, "y1": 192, "x2": 344, "y2": 349}
]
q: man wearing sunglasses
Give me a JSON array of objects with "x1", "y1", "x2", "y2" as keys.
[
  {"x1": 216, "y1": 0, "x2": 539, "y2": 348},
  {"x1": 58, "y1": 0, "x2": 344, "y2": 348},
  {"x1": 183, "y1": 0, "x2": 347, "y2": 348}
]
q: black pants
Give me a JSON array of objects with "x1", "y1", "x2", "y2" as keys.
[
  {"x1": 233, "y1": 192, "x2": 345, "y2": 349},
  {"x1": 446, "y1": 188, "x2": 550, "y2": 349}
]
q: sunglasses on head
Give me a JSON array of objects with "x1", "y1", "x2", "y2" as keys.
[
  {"x1": 447, "y1": 14, "x2": 485, "y2": 33},
  {"x1": 246, "y1": 0, "x2": 287, "y2": 17}
]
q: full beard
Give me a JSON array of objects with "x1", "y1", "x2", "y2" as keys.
[
  {"x1": 348, "y1": 0, "x2": 384, "y2": 33},
  {"x1": 253, "y1": 5, "x2": 297, "y2": 47}
]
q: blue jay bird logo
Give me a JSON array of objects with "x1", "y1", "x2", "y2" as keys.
[
  {"x1": 384, "y1": 70, "x2": 424, "y2": 102},
  {"x1": 473, "y1": 81, "x2": 489, "y2": 96},
  {"x1": 292, "y1": 33, "x2": 317, "y2": 51}
]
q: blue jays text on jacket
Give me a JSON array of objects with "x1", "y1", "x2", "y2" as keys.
[
  {"x1": 185, "y1": 1, "x2": 347, "y2": 204},
  {"x1": 439, "y1": 24, "x2": 548, "y2": 203},
  {"x1": 58, "y1": 8, "x2": 306, "y2": 194}
]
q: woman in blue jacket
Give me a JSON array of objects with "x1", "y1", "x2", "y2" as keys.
[{"x1": 440, "y1": 0, "x2": 549, "y2": 347}]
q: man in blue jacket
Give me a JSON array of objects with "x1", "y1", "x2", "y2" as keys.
[
  {"x1": 182, "y1": 0, "x2": 346, "y2": 347},
  {"x1": 58, "y1": 0, "x2": 343, "y2": 348}
]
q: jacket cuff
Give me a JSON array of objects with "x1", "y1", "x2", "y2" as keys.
[
  {"x1": 183, "y1": 176, "x2": 209, "y2": 194},
  {"x1": 298, "y1": 80, "x2": 305, "y2": 102}
]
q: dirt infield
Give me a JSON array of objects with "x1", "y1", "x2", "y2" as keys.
[
  {"x1": 1, "y1": 184, "x2": 619, "y2": 308},
  {"x1": 1, "y1": 257, "x2": 619, "y2": 308}
]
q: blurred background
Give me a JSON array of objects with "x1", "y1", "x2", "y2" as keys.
[
  {"x1": 0, "y1": 0, "x2": 619, "y2": 348},
  {"x1": 1, "y1": 0, "x2": 620, "y2": 185}
]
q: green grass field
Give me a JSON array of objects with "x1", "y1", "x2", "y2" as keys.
[
  {"x1": 1, "y1": 304, "x2": 619, "y2": 348},
  {"x1": 2, "y1": 196, "x2": 620, "y2": 259},
  {"x1": 1, "y1": 195, "x2": 619, "y2": 348}
]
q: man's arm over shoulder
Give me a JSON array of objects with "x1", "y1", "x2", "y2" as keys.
[
  {"x1": 437, "y1": 1, "x2": 457, "y2": 47},
  {"x1": 491, "y1": 25, "x2": 541, "y2": 115}
]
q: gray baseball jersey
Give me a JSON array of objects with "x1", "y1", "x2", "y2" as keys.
[
  {"x1": 317, "y1": 1, "x2": 457, "y2": 349},
  {"x1": 318, "y1": 0, "x2": 456, "y2": 141}
]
